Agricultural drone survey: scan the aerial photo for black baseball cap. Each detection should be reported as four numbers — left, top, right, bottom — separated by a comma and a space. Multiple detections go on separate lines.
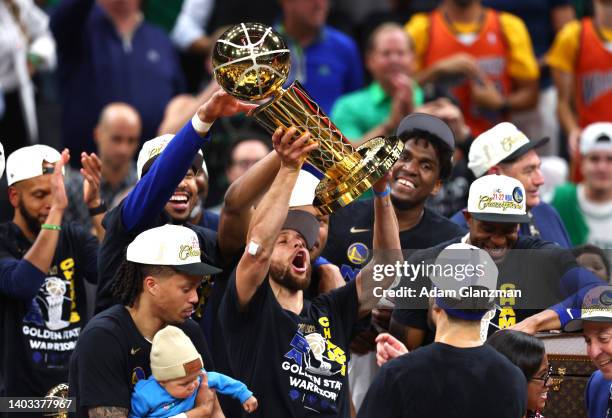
396, 113, 455, 152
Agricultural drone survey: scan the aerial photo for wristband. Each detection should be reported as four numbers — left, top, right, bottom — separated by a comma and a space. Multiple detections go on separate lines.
41, 224, 61, 231
373, 185, 391, 198
313, 256, 332, 269
88, 200, 107, 216
191, 114, 214, 135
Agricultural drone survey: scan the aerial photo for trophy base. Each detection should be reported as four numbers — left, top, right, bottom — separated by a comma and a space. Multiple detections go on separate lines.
313, 136, 404, 215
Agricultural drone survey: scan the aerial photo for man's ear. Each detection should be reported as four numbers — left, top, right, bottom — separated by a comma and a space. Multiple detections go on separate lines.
430, 179, 443, 197
144, 276, 159, 296
488, 166, 501, 175
8, 186, 19, 209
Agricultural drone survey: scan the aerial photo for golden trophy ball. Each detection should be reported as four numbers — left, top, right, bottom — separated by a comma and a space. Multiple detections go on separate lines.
212, 22, 403, 214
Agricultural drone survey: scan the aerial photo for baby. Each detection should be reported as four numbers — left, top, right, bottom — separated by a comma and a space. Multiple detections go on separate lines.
130, 326, 258, 417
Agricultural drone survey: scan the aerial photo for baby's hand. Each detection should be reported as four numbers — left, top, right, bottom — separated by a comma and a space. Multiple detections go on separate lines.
242, 396, 258, 413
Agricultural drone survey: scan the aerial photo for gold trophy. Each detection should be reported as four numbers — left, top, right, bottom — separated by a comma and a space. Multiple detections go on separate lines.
45, 383, 69, 418
213, 22, 403, 214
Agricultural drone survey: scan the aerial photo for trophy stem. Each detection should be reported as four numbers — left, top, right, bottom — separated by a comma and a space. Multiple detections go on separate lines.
252, 81, 362, 181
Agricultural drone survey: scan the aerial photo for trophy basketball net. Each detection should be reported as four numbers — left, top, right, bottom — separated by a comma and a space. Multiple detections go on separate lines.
213, 23, 403, 214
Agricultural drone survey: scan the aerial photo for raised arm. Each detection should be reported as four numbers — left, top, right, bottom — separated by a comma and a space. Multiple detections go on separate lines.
0, 150, 70, 301
355, 175, 403, 317
217, 150, 281, 259
234, 128, 317, 308
121, 91, 256, 232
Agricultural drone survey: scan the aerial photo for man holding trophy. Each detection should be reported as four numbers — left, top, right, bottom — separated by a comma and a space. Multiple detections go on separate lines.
212, 23, 404, 416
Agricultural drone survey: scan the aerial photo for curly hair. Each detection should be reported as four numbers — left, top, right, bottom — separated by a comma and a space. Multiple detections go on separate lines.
110, 260, 177, 307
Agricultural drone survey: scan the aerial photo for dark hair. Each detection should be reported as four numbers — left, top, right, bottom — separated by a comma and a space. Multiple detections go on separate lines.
572, 244, 611, 278
110, 260, 177, 307
400, 128, 454, 180
486, 330, 545, 380
225, 130, 272, 169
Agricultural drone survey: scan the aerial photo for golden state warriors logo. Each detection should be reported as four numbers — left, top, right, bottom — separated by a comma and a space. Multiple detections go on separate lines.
131, 367, 146, 386
347, 243, 368, 266
512, 187, 523, 204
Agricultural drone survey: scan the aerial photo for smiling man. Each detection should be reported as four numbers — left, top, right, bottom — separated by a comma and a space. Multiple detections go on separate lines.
323, 113, 465, 410
564, 286, 612, 418
450, 122, 571, 248
392, 174, 603, 349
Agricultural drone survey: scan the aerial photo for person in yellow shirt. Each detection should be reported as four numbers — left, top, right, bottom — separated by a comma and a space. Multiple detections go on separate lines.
405, 0, 540, 136
547, 0, 612, 181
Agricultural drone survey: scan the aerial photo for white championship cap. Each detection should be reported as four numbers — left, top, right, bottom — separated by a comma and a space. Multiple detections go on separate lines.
468, 122, 548, 178
137, 134, 205, 180
127, 224, 221, 276
467, 174, 530, 223
6, 145, 62, 186
580, 122, 612, 156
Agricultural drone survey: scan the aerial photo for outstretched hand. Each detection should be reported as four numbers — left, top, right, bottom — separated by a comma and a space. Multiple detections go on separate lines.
272, 126, 318, 171
197, 90, 258, 123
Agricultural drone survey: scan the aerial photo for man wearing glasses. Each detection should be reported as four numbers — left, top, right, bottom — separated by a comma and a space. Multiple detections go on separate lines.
565, 286, 612, 418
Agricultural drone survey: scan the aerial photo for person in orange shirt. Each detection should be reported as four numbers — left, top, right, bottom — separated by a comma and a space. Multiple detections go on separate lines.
547, 0, 612, 181
405, 0, 540, 136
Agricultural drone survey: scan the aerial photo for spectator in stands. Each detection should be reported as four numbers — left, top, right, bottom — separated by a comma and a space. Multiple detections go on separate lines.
482, 0, 575, 156
0, 145, 98, 399
451, 122, 572, 248
573, 244, 610, 282
552, 123, 612, 250
564, 286, 612, 418
64, 102, 141, 239
547, 0, 612, 180
405, 0, 540, 136
0, 0, 56, 155
277, 0, 364, 114
331, 23, 422, 143
50, 0, 185, 159
208, 134, 271, 214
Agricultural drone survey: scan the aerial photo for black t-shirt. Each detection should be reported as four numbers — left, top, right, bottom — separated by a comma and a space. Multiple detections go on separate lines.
0, 222, 97, 403
323, 200, 466, 283
357, 343, 527, 418
69, 305, 214, 418
95, 204, 219, 313
219, 272, 360, 417
392, 235, 581, 342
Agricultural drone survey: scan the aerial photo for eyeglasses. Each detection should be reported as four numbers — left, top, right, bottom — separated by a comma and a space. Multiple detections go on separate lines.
530, 365, 553, 386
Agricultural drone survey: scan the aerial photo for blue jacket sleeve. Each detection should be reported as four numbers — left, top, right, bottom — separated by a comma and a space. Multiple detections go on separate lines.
129, 381, 151, 418
207, 371, 253, 404
550, 267, 603, 327
122, 122, 211, 232
450, 209, 467, 227
0, 258, 47, 301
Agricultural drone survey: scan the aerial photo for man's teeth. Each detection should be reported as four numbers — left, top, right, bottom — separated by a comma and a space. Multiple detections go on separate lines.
600, 359, 611, 367
171, 195, 189, 203
397, 179, 415, 188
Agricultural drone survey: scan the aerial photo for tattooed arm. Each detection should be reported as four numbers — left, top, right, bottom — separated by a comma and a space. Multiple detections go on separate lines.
88, 406, 128, 418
